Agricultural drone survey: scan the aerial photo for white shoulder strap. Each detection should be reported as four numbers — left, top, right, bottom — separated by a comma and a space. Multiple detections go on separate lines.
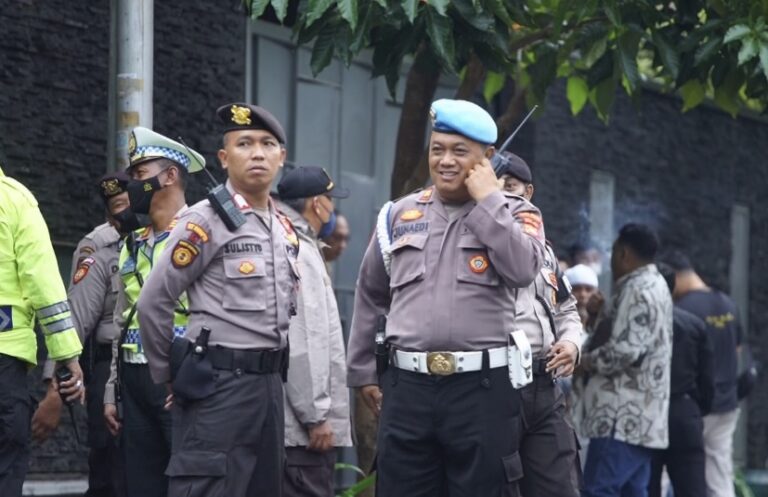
376, 201, 394, 276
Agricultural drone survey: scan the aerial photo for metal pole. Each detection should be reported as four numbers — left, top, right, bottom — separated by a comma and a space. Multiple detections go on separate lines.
115, 0, 154, 171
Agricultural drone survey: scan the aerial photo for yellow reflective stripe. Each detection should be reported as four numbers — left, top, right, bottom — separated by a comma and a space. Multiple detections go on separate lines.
36, 301, 70, 320
40, 316, 75, 334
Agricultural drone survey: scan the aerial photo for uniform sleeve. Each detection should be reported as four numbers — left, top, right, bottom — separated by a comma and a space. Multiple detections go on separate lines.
464, 191, 545, 288
14, 194, 82, 361
137, 211, 218, 384
68, 252, 110, 343
696, 318, 716, 415
347, 233, 390, 387
554, 294, 585, 358
284, 246, 332, 426
582, 286, 652, 376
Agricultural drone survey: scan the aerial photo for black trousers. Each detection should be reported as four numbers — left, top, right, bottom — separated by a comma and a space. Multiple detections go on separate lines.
376, 366, 523, 497
85, 356, 126, 497
284, 447, 337, 497
121, 363, 172, 497
518, 376, 581, 497
168, 370, 285, 497
0, 354, 32, 497
648, 396, 706, 497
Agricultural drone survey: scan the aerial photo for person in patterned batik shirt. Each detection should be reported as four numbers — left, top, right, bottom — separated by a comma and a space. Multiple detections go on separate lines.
579, 223, 673, 497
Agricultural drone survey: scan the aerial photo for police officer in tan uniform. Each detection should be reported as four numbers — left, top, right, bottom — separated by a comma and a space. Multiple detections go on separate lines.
347, 99, 547, 497
137, 103, 298, 497
32, 172, 136, 497
498, 151, 583, 497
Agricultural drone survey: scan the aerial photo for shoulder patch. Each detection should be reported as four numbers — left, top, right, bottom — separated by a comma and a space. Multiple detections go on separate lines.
416, 187, 434, 203
185, 222, 209, 243
171, 240, 200, 269
515, 211, 544, 242
72, 257, 96, 284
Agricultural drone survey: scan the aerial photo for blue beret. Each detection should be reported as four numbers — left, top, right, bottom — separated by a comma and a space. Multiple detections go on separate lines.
430, 99, 498, 145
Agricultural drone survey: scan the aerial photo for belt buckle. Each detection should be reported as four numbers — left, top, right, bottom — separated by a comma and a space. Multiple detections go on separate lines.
427, 352, 456, 375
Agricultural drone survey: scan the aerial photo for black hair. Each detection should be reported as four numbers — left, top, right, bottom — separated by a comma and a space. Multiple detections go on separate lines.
616, 223, 659, 262
568, 240, 598, 261
659, 249, 694, 272
656, 262, 676, 293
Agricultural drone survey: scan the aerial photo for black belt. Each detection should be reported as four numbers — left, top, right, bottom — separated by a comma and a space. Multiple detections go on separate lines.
207, 346, 287, 374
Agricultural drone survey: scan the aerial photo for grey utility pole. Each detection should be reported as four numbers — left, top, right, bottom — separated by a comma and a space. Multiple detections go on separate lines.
111, 0, 154, 171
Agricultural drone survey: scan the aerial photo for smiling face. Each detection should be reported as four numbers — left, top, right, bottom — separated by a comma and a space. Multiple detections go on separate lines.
218, 129, 286, 195
428, 131, 491, 203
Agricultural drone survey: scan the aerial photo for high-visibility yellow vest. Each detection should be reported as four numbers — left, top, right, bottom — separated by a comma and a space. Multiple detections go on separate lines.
0, 166, 82, 365
118, 223, 188, 360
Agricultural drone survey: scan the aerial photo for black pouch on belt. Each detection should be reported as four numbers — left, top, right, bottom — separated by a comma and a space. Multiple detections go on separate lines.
171, 327, 216, 402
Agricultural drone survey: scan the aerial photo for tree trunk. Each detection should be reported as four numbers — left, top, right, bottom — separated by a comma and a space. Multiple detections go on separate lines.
495, 85, 528, 145
389, 45, 441, 199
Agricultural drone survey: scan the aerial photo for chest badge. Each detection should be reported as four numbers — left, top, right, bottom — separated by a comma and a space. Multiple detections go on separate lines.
400, 209, 424, 221
239, 261, 256, 275
469, 255, 489, 274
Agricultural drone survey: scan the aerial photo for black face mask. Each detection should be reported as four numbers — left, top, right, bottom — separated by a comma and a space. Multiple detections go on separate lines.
126, 174, 164, 215
112, 207, 148, 235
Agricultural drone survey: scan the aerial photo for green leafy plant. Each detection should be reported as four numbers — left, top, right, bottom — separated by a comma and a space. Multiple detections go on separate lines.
334, 463, 376, 497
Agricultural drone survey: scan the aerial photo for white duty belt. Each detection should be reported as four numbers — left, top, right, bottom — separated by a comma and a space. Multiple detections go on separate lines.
393, 347, 507, 375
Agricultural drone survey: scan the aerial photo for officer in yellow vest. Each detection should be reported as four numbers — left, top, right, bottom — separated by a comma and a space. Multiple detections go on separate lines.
0, 164, 84, 496
102, 128, 204, 497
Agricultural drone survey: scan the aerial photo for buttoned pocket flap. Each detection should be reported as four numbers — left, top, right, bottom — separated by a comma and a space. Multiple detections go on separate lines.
390, 234, 427, 252
165, 450, 227, 477
457, 235, 485, 249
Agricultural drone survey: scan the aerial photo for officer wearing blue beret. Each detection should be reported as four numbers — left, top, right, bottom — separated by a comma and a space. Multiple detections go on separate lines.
347, 99, 548, 496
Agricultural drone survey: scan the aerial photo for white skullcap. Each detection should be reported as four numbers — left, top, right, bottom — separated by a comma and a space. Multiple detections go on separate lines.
565, 264, 599, 288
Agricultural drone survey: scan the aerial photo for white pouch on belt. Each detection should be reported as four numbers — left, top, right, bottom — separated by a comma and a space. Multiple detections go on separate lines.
508, 330, 533, 389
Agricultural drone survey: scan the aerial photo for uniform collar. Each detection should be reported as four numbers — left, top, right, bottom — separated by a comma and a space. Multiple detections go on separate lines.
225, 179, 275, 215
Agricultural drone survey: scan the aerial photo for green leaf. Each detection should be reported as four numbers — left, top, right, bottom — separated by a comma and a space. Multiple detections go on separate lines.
679, 80, 705, 111
337, 0, 359, 30
306, 0, 335, 26
334, 463, 367, 478
485, 0, 513, 26
694, 37, 722, 66
566, 76, 589, 115
248, 0, 270, 18
452, 0, 495, 31
604, 0, 621, 27
527, 45, 559, 101
586, 50, 614, 87
760, 42, 768, 80
373, 0, 386, 6
483, 71, 506, 103
738, 38, 759, 65
617, 32, 640, 93
337, 474, 376, 497
713, 71, 742, 117
402, 0, 419, 23
310, 25, 336, 76
589, 77, 616, 122
652, 32, 680, 80
430, 0, 450, 16
271, 0, 289, 22
724, 25, 752, 44
425, 6, 456, 71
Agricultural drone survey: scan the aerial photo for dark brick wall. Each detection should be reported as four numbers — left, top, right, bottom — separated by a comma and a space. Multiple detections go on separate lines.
0, 0, 247, 477
527, 84, 768, 468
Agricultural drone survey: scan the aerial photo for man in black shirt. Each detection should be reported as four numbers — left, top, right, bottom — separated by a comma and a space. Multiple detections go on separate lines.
663, 251, 742, 497
649, 263, 715, 497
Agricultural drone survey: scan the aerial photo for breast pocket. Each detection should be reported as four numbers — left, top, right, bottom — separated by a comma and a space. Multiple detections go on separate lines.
222, 257, 267, 311
456, 236, 499, 287
389, 235, 427, 289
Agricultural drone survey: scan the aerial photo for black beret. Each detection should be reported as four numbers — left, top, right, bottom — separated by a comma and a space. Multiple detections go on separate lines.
278, 166, 350, 200
497, 151, 532, 183
217, 102, 287, 144
97, 171, 131, 203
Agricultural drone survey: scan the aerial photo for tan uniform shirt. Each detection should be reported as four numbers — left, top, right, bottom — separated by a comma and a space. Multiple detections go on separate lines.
137, 183, 299, 385
69, 223, 120, 280
276, 202, 352, 448
514, 243, 583, 358
347, 188, 547, 387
